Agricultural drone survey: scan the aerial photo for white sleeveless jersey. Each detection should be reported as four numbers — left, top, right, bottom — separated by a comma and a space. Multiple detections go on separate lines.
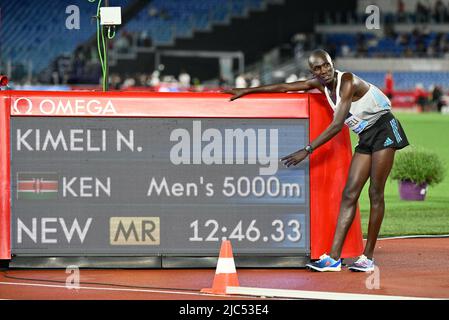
323, 70, 391, 134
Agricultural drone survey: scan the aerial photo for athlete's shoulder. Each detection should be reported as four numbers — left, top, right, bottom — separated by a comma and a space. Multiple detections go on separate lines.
339, 72, 355, 91
339, 71, 354, 82
306, 76, 325, 91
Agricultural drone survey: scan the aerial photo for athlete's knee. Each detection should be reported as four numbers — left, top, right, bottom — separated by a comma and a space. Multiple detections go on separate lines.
368, 184, 384, 205
338, 211, 356, 226
341, 187, 360, 205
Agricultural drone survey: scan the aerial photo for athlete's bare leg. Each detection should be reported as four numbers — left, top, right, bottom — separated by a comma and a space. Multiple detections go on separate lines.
363, 148, 396, 259
329, 152, 371, 260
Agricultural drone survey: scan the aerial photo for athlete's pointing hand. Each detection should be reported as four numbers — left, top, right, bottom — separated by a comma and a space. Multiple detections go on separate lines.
281, 148, 309, 167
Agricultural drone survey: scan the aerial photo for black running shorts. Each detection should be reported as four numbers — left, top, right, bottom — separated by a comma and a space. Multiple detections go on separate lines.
355, 112, 409, 154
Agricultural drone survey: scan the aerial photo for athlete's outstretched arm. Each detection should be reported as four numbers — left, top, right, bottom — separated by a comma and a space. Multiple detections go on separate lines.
224, 77, 322, 101
282, 73, 355, 167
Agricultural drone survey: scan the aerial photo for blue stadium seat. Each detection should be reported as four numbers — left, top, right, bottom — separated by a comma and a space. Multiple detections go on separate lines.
354, 72, 449, 90
125, 0, 264, 46
1, 0, 124, 71
2, 0, 264, 73
325, 31, 447, 59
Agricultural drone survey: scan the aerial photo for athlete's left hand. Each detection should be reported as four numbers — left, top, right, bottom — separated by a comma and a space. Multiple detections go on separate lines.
281, 149, 309, 167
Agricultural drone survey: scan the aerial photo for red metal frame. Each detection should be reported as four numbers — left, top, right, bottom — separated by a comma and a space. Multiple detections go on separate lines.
0, 94, 11, 259
0, 91, 362, 260
309, 94, 363, 258
9, 91, 309, 118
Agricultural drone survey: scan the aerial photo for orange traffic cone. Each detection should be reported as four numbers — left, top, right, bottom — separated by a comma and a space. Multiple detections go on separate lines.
201, 240, 239, 295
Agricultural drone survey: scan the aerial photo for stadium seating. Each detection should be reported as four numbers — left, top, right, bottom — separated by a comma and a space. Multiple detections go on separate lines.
1, 0, 105, 72
354, 71, 449, 90
325, 32, 449, 58
1, 0, 264, 73
124, 0, 264, 46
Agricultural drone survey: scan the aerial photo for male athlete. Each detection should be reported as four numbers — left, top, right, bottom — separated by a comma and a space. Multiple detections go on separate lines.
225, 49, 409, 272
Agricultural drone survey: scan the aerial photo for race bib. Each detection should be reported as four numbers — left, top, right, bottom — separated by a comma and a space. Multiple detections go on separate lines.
345, 114, 368, 134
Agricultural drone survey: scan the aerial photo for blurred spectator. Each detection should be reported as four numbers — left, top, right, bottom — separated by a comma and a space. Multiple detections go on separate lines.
157, 75, 179, 92
111, 73, 122, 90
433, 0, 447, 23
416, 1, 430, 23
341, 42, 352, 57
397, 0, 406, 22
147, 5, 171, 20
415, 27, 430, 57
122, 74, 136, 88
435, 33, 445, 52
192, 78, 203, 92
431, 85, 444, 112
137, 31, 152, 47
137, 73, 149, 87
178, 69, 191, 88
384, 71, 394, 100
444, 44, 449, 58
218, 76, 228, 88
148, 5, 159, 17
414, 83, 428, 112
298, 73, 308, 81
442, 99, 449, 113
150, 70, 161, 87
426, 44, 435, 57
384, 23, 397, 39
285, 74, 298, 83
115, 31, 131, 54
250, 75, 261, 88
411, 27, 422, 44
235, 74, 247, 88
292, 33, 307, 63
51, 71, 60, 84
396, 33, 410, 47
366, 36, 379, 51
168, 77, 181, 92
355, 33, 367, 57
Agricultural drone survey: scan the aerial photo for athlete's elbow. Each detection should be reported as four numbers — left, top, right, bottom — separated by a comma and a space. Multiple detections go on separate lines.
330, 122, 344, 134
278, 84, 290, 93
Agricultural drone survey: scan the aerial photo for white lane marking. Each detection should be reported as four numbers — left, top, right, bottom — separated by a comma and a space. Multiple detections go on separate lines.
4, 282, 441, 300
0, 281, 267, 299
226, 286, 441, 300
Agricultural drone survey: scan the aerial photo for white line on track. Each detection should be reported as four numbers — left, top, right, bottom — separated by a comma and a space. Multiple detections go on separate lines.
0, 282, 440, 300
1, 281, 442, 300
226, 286, 440, 300
0, 281, 274, 299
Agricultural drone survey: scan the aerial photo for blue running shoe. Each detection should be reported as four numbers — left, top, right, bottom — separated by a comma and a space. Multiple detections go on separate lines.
348, 255, 375, 272
306, 254, 341, 272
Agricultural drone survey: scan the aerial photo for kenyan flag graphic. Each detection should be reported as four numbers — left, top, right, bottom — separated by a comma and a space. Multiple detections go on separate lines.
17, 173, 58, 200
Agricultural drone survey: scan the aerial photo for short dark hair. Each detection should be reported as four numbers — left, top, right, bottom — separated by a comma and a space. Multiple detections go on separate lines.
308, 49, 332, 65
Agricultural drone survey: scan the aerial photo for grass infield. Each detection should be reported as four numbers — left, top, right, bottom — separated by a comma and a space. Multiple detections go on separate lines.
349, 112, 449, 237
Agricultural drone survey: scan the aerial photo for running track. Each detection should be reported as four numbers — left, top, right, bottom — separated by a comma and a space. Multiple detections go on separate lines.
0, 238, 448, 300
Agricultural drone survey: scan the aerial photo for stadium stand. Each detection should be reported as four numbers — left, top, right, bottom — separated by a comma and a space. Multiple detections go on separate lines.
0, 0, 102, 72
0, 0, 265, 77
354, 71, 449, 91
1, 0, 448, 109
124, 0, 264, 46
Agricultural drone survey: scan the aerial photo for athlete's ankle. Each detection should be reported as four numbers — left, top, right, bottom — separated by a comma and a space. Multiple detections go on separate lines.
362, 252, 374, 260
329, 254, 340, 261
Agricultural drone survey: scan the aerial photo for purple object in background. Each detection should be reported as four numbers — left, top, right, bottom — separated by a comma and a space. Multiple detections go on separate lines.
399, 180, 428, 201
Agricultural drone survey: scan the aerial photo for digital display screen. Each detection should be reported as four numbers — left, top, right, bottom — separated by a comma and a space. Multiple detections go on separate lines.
11, 117, 309, 255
